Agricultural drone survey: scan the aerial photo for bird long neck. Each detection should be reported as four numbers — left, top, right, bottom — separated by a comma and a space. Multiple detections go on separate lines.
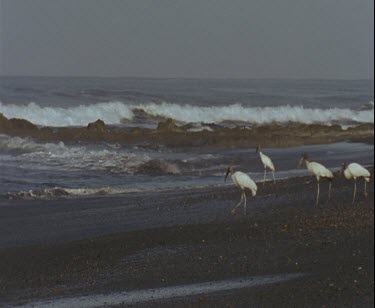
344, 168, 351, 180
304, 159, 311, 168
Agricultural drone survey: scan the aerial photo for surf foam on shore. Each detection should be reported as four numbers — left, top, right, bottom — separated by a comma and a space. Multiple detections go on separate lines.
1, 101, 373, 127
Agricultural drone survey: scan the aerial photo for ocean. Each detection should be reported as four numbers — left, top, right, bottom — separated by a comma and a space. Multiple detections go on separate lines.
0, 77, 373, 198
0, 77, 373, 127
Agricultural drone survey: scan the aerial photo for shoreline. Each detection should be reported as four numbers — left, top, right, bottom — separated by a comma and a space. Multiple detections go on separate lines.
0, 171, 373, 306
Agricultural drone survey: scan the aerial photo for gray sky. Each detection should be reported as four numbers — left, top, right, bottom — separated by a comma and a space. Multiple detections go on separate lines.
0, 0, 373, 79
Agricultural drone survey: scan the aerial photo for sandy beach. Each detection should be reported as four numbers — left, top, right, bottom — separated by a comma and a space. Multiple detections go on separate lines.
1, 2, 374, 306
0, 169, 373, 307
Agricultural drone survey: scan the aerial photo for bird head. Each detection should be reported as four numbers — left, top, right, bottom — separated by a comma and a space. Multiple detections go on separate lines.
340, 162, 347, 176
255, 145, 261, 154
299, 153, 309, 168
224, 166, 233, 182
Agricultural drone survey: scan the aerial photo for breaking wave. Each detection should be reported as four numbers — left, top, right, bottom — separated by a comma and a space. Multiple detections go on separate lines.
0, 135, 181, 175
137, 102, 374, 125
0, 101, 133, 126
0, 101, 373, 127
0, 135, 147, 173
5, 186, 144, 200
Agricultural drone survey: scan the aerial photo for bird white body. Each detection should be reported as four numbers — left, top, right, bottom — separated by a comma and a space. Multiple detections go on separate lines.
259, 151, 275, 172
231, 171, 257, 196
257, 148, 276, 184
301, 158, 333, 205
343, 163, 371, 204
344, 163, 370, 181
225, 167, 257, 215
305, 161, 334, 180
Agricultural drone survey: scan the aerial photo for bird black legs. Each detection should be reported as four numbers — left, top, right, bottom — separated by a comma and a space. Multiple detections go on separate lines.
353, 179, 357, 204
352, 179, 370, 204
263, 167, 267, 185
231, 191, 247, 215
263, 166, 276, 185
328, 179, 332, 201
316, 178, 333, 206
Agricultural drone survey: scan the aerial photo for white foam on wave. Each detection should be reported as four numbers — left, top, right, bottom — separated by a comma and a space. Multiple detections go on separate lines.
0, 135, 182, 176
1, 101, 373, 126
138, 102, 374, 125
6, 186, 144, 199
0, 135, 149, 173
0, 101, 134, 126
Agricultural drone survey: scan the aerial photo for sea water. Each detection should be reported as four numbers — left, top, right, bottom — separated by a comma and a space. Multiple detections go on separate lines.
0, 77, 373, 198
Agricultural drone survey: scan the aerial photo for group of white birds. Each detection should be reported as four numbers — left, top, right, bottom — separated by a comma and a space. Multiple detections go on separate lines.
225, 144, 372, 215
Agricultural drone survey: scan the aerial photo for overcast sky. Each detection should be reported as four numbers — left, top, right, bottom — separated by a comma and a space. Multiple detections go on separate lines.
0, 0, 373, 79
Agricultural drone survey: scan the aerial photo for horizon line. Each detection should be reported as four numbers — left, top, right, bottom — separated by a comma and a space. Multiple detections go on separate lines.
0, 74, 374, 81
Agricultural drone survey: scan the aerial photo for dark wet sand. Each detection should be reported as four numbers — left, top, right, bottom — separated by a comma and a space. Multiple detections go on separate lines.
0, 171, 373, 307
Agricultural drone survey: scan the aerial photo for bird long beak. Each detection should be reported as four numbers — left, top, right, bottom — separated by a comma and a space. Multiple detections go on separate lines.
339, 167, 344, 177
224, 168, 230, 182
298, 158, 304, 169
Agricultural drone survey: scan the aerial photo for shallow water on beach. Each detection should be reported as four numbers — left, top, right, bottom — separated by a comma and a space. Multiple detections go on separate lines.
1, 136, 373, 199
1, 77, 373, 199
20, 273, 306, 307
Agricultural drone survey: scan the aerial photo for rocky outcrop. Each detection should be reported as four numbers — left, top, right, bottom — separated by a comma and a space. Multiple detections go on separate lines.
87, 119, 107, 132
0, 112, 373, 150
8, 118, 39, 131
136, 159, 180, 175
0, 113, 12, 131
0, 113, 38, 132
157, 118, 179, 132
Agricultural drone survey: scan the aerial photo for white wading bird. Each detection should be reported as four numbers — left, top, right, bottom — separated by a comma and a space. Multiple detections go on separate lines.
256, 145, 276, 184
299, 154, 334, 206
225, 166, 257, 215
341, 163, 371, 204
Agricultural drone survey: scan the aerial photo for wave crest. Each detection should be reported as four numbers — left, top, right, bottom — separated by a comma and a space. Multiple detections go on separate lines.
1, 101, 373, 127
138, 102, 374, 125
0, 101, 134, 126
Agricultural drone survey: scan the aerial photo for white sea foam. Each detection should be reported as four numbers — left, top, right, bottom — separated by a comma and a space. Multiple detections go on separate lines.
6, 186, 143, 199
0, 101, 373, 126
0, 135, 149, 173
138, 102, 374, 125
0, 135, 181, 176
0, 101, 134, 126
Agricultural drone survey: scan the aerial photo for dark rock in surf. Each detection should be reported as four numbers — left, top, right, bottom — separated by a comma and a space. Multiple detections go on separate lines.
1, 113, 38, 131
347, 123, 374, 132
9, 118, 38, 131
136, 159, 180, 175
87, 119, 108, 132
157, 118, 180, 132
0, 113, 12, 131
39, 127, 54, 136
